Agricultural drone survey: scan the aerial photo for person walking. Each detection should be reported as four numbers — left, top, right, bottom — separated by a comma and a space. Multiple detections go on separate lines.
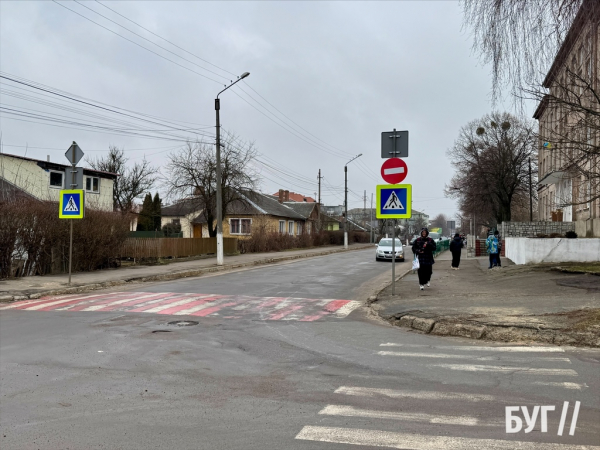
486, 230, 500, 269
495, 230, 502, 267
449, 233, 464, 270
412, 228, 437, 290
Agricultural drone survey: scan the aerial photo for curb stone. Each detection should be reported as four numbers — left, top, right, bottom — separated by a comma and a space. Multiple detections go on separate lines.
0, 244, 372, 303
368, 255, 600, 348
381, 312, 600, 348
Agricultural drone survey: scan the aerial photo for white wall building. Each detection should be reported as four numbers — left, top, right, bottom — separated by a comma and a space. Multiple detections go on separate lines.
0, 153, 116, 211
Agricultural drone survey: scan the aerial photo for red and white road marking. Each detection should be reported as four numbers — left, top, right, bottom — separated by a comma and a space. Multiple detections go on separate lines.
0, 292, 361, 322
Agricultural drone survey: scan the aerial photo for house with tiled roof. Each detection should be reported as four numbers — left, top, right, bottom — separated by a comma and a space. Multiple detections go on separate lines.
271, 190, 316, 203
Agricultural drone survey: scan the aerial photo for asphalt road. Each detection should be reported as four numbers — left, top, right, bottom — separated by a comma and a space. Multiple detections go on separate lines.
1, 248, 599, 450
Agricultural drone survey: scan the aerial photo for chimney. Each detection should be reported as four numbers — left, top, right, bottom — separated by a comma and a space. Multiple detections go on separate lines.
284, 190, 290, 202
47, 155, 50, 162
278, 189, 284, 203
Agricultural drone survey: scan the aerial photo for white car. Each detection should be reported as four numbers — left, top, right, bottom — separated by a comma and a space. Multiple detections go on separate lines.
375, 238, 404, 262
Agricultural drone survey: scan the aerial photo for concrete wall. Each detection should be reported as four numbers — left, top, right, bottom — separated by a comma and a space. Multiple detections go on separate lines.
0, 154, 114, 211
505, 237, 600, 264
574, 219, 600, 238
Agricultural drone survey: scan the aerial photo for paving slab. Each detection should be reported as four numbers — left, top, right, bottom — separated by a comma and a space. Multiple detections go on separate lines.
371, 251, 600, 347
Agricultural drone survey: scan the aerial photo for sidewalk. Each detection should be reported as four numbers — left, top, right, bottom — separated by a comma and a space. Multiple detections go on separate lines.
0, 243, 373, 302
371, 251, 600, 347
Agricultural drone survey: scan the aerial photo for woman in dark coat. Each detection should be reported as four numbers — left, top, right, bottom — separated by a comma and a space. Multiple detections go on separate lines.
449, 233, 464, 270
411, 228, 437, 290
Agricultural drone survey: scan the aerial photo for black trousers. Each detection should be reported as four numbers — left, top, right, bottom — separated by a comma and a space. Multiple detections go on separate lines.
418, 265, 433, 285
451, 251, 461, 268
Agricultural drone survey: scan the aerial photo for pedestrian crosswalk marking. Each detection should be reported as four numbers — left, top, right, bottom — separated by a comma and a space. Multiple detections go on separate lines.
319, 405, 484, 426
378, 350, 571, 363
431, 364, 578, 376
382, 191, 403, 210
380, 343, 565, 353
0, 292, 360, 322
334, 386, 497, 402
531, 381, 588, 390
295, 426, 600, 449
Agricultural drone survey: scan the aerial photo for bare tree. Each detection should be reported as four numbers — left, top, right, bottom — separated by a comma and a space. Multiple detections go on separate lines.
446, 112, 538, 227
87, 146, 158, 214
165, 137, 259, 237
461, 0, 584, 103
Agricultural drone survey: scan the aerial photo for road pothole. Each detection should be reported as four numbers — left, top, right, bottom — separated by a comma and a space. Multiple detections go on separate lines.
168, 320, 199, 327
152, 330, 172, 333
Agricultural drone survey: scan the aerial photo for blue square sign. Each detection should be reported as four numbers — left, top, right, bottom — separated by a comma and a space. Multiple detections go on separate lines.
59, 190, 84, 219
376, 184, 411, 219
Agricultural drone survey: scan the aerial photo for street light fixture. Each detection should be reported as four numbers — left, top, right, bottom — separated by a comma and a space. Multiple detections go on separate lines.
215, 72, 250, 266
344, 153, 362, 249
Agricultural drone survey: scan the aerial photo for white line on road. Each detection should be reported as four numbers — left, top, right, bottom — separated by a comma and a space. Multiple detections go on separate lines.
23, 294, 107, 311
334, 386, 496, 402
531, 381, 589, 390
380, 343, 565, 352
377, 351, 571, 363
73, 293, 168, 311
336, 301, 361, 317
319, 405, 482, 426
431, 364, 578, 376
295, 426, 600, 449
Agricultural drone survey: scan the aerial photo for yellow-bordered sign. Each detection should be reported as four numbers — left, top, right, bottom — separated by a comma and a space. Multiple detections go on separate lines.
59, 190, 85, 219
376, 184, 412, 219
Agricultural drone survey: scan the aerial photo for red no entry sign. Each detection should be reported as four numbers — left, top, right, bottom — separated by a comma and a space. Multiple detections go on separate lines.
380, 158, 408, 184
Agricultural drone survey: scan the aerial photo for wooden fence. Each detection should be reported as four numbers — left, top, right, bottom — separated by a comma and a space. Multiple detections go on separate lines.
121, 237, 237, 259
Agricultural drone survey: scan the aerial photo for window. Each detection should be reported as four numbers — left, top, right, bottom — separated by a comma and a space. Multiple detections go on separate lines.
288, 221, 294, 234
279, 220, 285, 233
297, 222, 302, 235
49, 170, 64, 188
307, 223, 312, 234
85, 176, 99, 193
229, 218, 252, 235
172, 219, 180, 225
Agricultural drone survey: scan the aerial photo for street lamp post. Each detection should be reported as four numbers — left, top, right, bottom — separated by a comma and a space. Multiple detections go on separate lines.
344, 154, 362, 249
215, 72, 250, 266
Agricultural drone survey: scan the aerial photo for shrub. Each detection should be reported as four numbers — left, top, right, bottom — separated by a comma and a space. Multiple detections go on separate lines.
0, 198, 130, 278
565, 230, 578, 239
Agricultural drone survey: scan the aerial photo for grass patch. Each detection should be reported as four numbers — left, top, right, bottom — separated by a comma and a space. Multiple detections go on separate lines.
554, 262, 600, 275
571, 309, 600, 332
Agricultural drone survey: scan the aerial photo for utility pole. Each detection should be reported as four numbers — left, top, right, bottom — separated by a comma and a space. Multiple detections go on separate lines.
317, 169, 322, 229
370, 193, 373, 244
529, 157, 533, 221
344, 154, 362, 249
363, 190, 366, 228
214, 72, 250, 266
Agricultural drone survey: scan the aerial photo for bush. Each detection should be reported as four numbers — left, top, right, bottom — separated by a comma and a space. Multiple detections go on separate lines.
565, 230, 578, 239
237, 228, 370, 254
0, 199, 130, 278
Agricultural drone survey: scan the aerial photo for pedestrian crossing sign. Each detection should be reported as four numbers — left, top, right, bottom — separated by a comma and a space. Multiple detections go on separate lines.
376, 184, 411, 219
59, 190, 84, 219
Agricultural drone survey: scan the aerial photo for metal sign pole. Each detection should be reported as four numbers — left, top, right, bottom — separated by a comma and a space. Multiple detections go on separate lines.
68, 144, 76, 285
392, 219, 396, 295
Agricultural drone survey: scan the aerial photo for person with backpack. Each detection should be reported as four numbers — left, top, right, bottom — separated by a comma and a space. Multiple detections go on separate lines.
412, 228, 437, 290
449, 233, 464, 270
486, 230, 500, 269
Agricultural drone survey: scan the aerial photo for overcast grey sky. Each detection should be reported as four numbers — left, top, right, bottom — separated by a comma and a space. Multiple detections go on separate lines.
0, 1, 522, 217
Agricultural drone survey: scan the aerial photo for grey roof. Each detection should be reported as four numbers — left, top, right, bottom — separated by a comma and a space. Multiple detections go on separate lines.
0, 153, 119, 179
0, 178, 38, 202
162, 198, 204, 216
241, 191, 306, 220
283, 201, 317, 219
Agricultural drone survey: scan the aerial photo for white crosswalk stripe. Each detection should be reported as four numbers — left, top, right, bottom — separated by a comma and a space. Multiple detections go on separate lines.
295, 426, 600, 449
334, 386, 497, 402
380, 343, 566, 352
293, 341, 596, 449
319, 405, 491, 426
378, 350, 571, 363
430, 364, 578, 376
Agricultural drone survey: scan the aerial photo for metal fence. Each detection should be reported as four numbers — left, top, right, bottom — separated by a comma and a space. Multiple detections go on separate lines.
120, 237, 237, 259
433, 239, 450, 257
